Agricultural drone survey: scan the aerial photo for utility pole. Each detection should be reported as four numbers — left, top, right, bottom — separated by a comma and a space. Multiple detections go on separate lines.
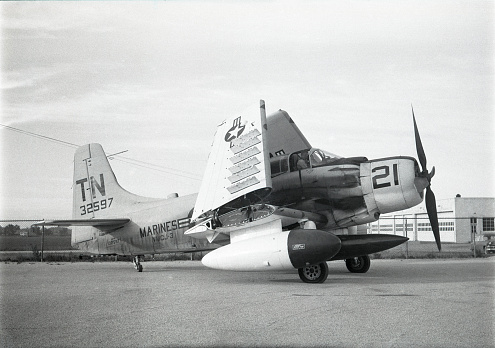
471, 217, 477, 258
405, 217, 409, 259
41, 225, 45, 262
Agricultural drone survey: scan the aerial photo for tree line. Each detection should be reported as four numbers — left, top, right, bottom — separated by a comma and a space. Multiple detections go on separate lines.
0, 224, 71, 236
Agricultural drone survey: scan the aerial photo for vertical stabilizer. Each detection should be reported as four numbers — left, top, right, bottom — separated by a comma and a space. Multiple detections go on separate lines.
72, 143, 156, 220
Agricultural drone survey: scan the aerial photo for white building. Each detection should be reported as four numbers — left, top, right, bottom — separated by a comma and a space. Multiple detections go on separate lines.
369, 197, 495, 243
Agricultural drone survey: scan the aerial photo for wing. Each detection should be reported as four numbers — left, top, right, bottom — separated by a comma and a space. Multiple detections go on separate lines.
266, 110, 311, 157
187, 101, 329, 242
191, 100, 272, 221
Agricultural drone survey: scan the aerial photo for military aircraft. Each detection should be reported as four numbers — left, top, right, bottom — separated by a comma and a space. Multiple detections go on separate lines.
38, 100, 440, 283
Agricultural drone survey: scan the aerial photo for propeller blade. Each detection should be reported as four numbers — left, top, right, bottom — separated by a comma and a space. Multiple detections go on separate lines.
412, 107, 439, 250
429, 166, 436, 180
425, 186, 441, 251
412, 106, 427, 173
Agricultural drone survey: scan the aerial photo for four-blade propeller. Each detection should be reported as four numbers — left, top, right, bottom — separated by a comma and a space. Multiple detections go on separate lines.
412, 106, 441, 251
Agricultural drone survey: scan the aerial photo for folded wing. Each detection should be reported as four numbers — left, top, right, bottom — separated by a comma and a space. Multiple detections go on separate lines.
191, 100, 272, 222
266, 109, 311, 157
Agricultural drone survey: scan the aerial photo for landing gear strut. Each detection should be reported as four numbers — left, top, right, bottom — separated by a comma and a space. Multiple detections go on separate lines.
133, 255, 144, 272
345, 255, 370, 273
298, 262, 329, 283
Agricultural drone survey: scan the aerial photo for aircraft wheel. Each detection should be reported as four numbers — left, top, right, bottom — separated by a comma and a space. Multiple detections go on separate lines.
345, 255, 370, 273
133, 256, 144, 272
298, 262, 328, 283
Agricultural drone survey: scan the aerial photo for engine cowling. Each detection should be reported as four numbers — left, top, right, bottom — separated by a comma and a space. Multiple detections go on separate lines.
361, 156, 424, 215
202, 229, 341, 271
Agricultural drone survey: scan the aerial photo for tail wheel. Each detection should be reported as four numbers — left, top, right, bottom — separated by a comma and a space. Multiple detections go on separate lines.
298, 262, 329, 283
345, 255, 370, 273
133, 255, 144, 272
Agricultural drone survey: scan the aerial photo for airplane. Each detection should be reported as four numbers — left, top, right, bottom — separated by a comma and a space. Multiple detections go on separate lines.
37, 100, 440, 283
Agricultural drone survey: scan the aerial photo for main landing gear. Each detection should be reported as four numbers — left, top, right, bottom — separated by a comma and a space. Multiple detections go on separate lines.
298, 262, 329, 283
133, 255, 144, 272
297, 255, 371, 283
345, 255, 371, 273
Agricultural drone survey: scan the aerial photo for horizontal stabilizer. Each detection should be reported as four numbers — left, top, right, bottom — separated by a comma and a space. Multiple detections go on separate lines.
34, 218, 130, 229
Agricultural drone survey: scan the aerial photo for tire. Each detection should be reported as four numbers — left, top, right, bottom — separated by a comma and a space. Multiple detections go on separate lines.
345, 255, 370, 273
298, 262, 329, 283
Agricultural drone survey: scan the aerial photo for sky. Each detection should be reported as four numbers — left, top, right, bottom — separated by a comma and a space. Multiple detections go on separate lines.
1, 0, 494, 219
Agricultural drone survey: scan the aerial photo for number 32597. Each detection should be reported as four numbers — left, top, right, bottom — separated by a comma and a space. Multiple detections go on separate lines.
80, 198, 113, 215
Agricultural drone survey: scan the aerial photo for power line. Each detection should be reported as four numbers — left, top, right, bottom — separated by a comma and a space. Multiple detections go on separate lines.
0, 123, 79, 148
0, 123, 202, 181
110, 156, 202, 181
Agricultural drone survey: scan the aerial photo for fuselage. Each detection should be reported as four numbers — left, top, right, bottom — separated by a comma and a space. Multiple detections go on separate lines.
73, 194, 223, 255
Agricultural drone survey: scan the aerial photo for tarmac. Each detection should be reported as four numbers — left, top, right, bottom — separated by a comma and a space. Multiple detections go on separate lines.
1, 258, 494, 348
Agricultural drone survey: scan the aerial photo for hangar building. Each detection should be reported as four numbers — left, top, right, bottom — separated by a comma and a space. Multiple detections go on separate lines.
369, 197, 495, 243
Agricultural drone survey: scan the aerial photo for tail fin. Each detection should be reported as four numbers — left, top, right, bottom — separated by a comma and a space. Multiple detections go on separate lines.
72, 143, 155, 219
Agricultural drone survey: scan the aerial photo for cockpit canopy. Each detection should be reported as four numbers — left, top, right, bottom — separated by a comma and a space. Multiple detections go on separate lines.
270, 148, 342, 177
309, 149, 342, 167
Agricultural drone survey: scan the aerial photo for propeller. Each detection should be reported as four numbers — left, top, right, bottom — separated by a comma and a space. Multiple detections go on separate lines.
412, 106, 441, 251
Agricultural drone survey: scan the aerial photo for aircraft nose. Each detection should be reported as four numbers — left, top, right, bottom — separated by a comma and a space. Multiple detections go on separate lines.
362, 157, 424, 214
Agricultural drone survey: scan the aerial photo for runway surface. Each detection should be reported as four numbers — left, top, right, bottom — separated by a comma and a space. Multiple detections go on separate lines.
1, 258, 494, 348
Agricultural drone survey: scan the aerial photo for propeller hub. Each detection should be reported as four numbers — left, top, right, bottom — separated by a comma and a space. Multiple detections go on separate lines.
414, 177, 429, 194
